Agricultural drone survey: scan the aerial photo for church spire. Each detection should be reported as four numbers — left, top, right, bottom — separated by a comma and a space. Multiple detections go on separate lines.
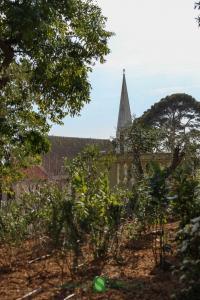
116, 69, 132, 136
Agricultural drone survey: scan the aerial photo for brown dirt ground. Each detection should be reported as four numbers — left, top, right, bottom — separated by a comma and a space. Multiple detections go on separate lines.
0, 222, 180, 300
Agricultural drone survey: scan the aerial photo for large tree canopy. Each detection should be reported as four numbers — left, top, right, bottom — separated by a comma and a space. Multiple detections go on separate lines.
0, 0, 112, 191
0, 0, 112, 117
139, 93, 200, 173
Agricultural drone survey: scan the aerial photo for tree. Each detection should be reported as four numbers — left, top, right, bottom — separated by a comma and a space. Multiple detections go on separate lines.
0, 0, 113, 193
195, 1, 200, 25
119, 119, 161, 181
0, 0, 112, 115
139, 93, 200, 174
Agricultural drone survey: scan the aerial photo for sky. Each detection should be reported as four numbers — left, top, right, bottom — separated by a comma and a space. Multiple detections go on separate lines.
50, 0, 200, 139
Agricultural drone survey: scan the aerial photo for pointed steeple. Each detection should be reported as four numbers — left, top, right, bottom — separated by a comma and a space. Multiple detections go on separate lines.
116, 69, 132, 136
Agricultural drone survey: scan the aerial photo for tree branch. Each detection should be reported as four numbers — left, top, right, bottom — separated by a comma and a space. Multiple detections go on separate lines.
165, 146, 185, 178
0, 39, 15, 89
0, 39, 14, 72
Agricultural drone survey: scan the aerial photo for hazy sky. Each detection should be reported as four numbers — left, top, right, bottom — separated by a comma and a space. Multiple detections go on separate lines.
50, 0, 200, 139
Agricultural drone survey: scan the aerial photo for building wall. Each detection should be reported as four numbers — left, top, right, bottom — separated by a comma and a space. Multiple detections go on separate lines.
109, 152, 172, 188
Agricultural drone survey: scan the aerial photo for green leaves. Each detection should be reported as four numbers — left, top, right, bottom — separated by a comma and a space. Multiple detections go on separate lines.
0, 0, 113, 116
172, 216, 200, 300
119, 118, 162, 181
65, 145, 126, 259
170, 163, 200, 227
0, 146, 126, 266
0, 0, 113, 190
140, 93, 200, 154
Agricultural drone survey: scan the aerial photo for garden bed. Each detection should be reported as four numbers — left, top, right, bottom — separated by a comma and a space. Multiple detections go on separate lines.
0, 222, 180, 300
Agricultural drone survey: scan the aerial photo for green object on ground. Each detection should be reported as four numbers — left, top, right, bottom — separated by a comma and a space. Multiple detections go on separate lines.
93, 276, 106, 292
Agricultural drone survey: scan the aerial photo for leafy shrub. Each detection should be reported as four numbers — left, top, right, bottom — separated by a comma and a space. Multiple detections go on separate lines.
170, 164, 200, 227
134, 161, 172, 267
0, 200, 29, 245
65, 145, 127, 259
172, 216, 200, 300
0, 146, 127, 272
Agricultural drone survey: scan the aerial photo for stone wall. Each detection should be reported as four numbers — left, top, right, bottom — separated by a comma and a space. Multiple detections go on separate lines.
110, 152, 171, 188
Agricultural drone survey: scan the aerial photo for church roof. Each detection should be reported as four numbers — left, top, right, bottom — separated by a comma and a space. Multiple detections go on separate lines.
42, 136, 112, 177
117, 70, 132, 134
23, 165, 48, 180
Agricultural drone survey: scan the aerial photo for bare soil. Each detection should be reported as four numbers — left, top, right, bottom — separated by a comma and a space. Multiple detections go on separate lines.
0, 222, 180, 300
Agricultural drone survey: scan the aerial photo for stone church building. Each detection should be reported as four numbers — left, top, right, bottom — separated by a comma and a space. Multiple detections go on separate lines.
11, 70, 172, 198
41, 70, 133, 187
40, 70, 170, 187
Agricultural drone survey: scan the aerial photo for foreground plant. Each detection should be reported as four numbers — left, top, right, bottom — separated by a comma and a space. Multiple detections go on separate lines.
172, 216, 200, 300
134, 161, 173, 268
0, 146, 127, 277
170, 163, 200, 227
66, 145, 127, 260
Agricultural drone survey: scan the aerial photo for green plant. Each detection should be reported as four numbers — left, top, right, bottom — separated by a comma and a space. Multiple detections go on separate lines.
0, 0, 113, 196
0, 146, 129, 278
0, 200, 29, 245
170, 164, 200, 227
66, 146, 126, 260
134, 161, 172, 268
172, 216, 200, 300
